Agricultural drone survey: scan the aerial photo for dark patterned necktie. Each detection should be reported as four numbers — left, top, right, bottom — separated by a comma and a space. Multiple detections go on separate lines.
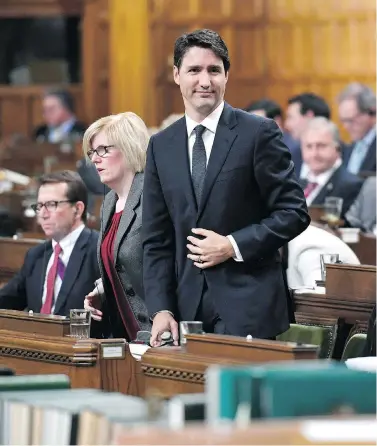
192, 124, 207, 205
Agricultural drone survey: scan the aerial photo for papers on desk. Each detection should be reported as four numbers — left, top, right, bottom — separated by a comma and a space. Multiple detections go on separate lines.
129, 343, 150, 360
293, 286, 326, 295
301, 419, 377, 443
0, 169, 30, 186
346, 357, 377, 373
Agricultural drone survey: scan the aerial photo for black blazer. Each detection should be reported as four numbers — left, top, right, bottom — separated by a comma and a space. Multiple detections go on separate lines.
342, 137, 376, 174
300, 165, 363, 217
33, 120, 87, 142
142, 103, 310, 339
0, 227, 100, 316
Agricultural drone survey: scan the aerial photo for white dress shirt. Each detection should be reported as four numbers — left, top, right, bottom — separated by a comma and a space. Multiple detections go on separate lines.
300, 158, 342, 206
185, 101, 243, 261
41, 224, 85, 312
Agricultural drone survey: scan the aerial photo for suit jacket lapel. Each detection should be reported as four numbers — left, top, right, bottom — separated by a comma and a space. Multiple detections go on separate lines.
167, 118, 197, 212
311, 170, 338, 205
113, 172, 143, 261
34, 243, 52, 312
54, 228, 91, 314
361, 137, 376, 171
197, 103, 238, 220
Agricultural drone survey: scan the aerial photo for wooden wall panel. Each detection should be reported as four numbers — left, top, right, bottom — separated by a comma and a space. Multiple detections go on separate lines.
82, 0, 109, 125
109, 0, 153, 123
0, 85, 83, 138
148, 0, 375, 137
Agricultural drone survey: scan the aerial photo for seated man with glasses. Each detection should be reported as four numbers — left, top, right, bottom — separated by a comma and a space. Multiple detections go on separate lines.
0, 170, 100, 318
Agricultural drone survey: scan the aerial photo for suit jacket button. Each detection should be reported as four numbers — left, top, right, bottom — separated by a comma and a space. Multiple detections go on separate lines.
126, 288, 135, 296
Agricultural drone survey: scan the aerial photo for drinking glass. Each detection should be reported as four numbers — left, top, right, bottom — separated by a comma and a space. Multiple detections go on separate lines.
179, 321, 203, 345
70, 309, 91, 339
324, 197, 343, 225
320, 253, 340, 281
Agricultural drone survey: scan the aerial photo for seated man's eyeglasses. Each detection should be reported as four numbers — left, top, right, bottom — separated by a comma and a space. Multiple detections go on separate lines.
31, 200, 74, 213
87, 145, 114, 160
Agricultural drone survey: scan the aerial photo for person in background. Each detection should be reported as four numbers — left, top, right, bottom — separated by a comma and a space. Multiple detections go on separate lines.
142, 29, 310, 346
345, 176, 376, 233
338, 83, 376, 174
245, 98, 296, 149
0, 170, 99, 316
34, 88, 86, 144
299, 117, 362, 218
82, 113, 151, 341
287, 223, 360, 289
285, 93, 331, 176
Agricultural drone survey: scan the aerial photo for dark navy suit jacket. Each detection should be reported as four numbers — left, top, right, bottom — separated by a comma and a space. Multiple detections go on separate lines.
142, 104, 310, 339
0, 227, 99, 316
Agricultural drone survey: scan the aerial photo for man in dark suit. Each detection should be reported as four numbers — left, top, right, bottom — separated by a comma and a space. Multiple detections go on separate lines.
284, 93, 331, 177
299, 117, 362, 218
244, 98, 295, 149
0, 171, 99, 316
34, 88, 86, 144
337, 83, 376, 175
142, 29, 310, 346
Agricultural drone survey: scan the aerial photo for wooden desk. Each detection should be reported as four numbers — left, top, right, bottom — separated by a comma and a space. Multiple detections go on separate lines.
0, 310, 319, 398
294, 264, 375, 358
0, 329, 144, 396
141, 334, 318, 397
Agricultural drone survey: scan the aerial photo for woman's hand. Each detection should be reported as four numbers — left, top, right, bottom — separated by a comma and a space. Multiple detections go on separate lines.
84, 288, 103, 321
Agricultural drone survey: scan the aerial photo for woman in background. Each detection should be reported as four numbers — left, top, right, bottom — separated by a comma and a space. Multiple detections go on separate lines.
82, 112, 151, 340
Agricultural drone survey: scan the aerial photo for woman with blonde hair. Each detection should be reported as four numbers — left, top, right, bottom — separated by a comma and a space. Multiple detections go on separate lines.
83, 112, 151, 340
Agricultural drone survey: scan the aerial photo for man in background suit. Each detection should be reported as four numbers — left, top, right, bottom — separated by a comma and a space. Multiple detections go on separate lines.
299, 117, 362, 218
34, 88, 86, 144
142, 29, 310, 345
284, 93, 331, 176
338, 83, 376, 174
0, 171, 99, 316
244, 98, 295, 148
345, 176, 376, 233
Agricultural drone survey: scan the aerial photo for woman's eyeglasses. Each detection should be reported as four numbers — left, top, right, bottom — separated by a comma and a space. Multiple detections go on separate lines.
87, 145, 114, 160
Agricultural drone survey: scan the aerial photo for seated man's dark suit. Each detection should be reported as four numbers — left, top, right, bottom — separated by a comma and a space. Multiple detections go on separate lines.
300, 165, 363, 218
34, 120, 87, 142
0, 227, 99, 316
342, 137, 376, 174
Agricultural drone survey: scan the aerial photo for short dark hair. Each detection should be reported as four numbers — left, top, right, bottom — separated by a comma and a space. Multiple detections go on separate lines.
245, 99, 282, 120
288, 93, 331, 119
174, 29, 230, 73
38, 170, 88, 222
43, 88, 75, 113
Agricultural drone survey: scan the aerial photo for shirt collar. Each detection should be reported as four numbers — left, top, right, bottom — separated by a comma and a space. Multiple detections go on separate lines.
185, 101, 225, 137
360, 127, 376, 147
307, 157, 342, 184
49, 117, 76, 134
52, 224, 85, 252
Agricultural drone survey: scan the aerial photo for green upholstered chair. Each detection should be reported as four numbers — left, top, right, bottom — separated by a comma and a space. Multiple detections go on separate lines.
341, 333, 368, 361
277, 322, 338, 359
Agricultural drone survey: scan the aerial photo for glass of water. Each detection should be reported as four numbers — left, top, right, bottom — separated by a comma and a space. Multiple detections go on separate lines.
70, 309, 91, 339
320, 253, 340, 281
324, 197, 343, 225
179, 321, 204, 345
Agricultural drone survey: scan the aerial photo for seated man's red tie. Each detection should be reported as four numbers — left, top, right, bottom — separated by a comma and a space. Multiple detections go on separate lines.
41, 244, 63, 314
304, 182, 318, 198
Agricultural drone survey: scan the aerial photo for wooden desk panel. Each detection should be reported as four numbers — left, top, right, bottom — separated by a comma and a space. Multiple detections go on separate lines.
0, 330, 144, 396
